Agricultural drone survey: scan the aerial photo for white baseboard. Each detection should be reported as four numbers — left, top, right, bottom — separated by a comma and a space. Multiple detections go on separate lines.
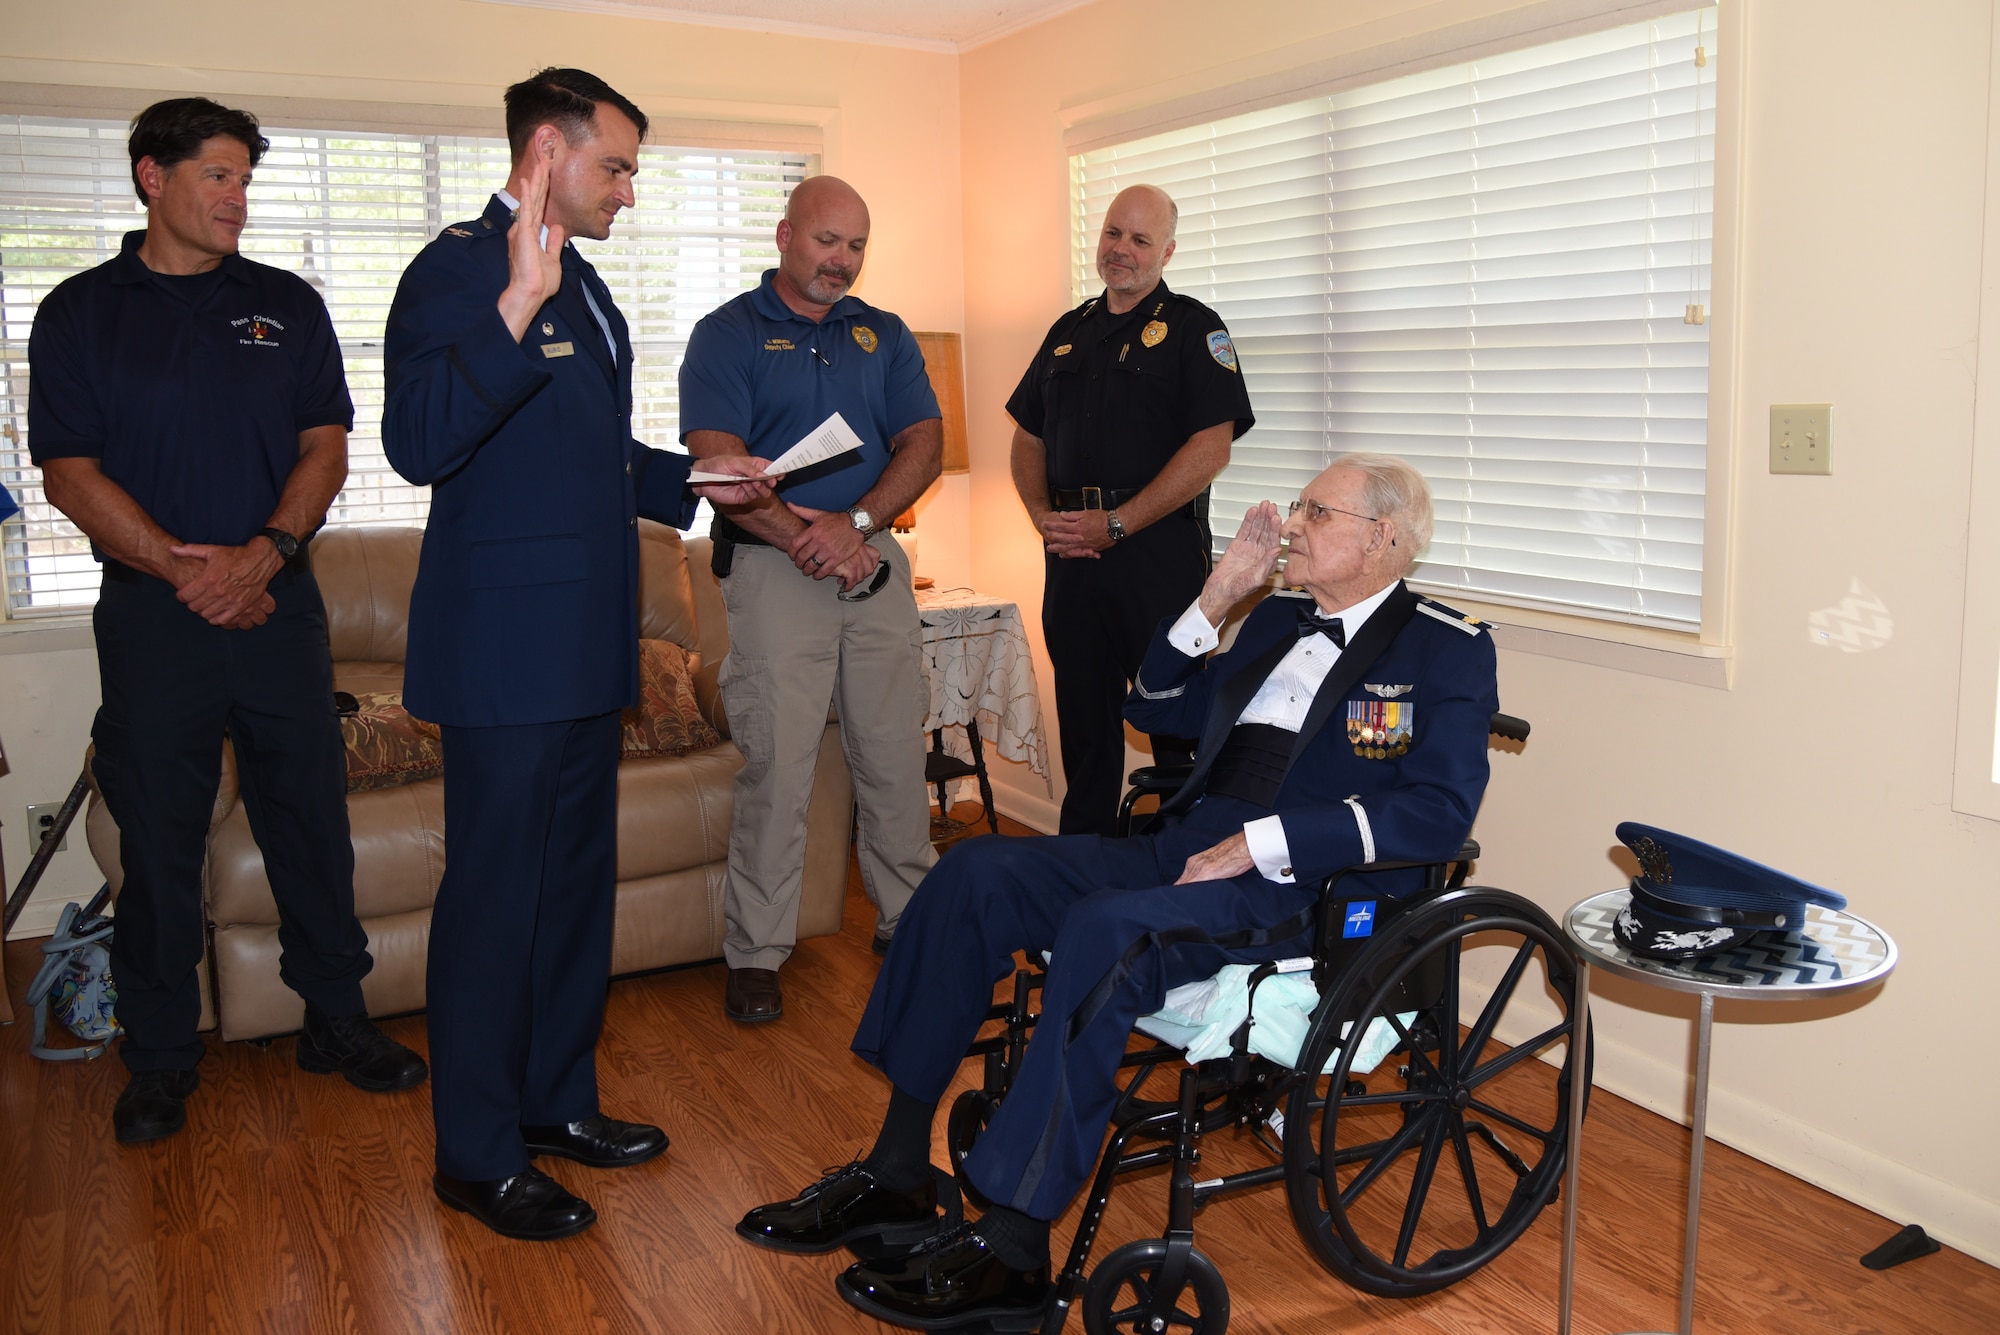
1469, 980, 2000, 1269
992, 786, 1060, 834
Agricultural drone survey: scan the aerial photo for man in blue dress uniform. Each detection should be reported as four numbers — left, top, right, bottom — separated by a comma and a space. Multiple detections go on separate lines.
737, 453, 1499, 1330
383, 68, 772, 1241
30, 97, 426, 1146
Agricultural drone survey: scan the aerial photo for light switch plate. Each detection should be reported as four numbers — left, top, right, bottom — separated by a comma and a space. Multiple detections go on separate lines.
1771, 403, 1831, 475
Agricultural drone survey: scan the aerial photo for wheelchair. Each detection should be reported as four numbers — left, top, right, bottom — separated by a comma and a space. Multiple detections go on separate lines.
945, 713, 1590, 1334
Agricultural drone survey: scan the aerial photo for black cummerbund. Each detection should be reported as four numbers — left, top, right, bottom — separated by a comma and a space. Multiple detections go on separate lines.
1203, 723, 1296, 808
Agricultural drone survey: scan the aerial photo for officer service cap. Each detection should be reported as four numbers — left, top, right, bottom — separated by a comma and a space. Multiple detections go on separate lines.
1612, 822, 1846, 961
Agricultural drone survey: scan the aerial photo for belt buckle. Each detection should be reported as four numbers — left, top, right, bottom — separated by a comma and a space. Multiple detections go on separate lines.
1082, 486, 1103, 510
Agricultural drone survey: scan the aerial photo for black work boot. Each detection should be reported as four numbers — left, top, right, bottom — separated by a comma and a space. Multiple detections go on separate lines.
113, 1068, 201, 1145
297, 1005, 428, 1092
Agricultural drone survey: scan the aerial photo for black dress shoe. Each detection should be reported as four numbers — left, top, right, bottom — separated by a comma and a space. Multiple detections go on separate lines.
522, 1114, 668, 1169
837, 1221, 1051, 1330
726, 967, 784, 1022
872, 931, 893, 956
113, 1068, 201, 1145
433, 1167, 597, 1241
297, 1005, 428, 1092
738, 1161, 951, 1257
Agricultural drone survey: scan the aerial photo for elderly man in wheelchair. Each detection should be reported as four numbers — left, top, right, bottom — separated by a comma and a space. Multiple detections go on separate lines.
738, 452, 1581, 1332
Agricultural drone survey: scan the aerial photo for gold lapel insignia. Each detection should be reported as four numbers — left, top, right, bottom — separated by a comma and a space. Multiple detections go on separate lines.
852, 325, 879, 354
1141, 320, 1167, 348
541, 321, 555, 336
1052, 344, 1072, 356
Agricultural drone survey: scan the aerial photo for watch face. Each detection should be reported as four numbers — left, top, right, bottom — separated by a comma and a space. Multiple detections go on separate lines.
850, 508, 873, 532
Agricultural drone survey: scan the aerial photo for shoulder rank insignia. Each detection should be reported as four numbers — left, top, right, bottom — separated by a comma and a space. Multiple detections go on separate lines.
445, 226, 475, 238
1347, 699, 1414, 759
1415, 597, 1483, 635
1052, 343, 1072, 356
1206, 330, 1239, 372
1141, 320, 1167, 348
852, 325, 878, 354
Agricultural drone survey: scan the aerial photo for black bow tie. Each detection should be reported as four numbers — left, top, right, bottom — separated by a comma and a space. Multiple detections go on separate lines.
1298, 608, 1346, 648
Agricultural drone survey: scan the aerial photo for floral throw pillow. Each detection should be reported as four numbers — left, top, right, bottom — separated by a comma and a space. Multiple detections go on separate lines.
622, 639, 723, 759
341, 692, 444, 792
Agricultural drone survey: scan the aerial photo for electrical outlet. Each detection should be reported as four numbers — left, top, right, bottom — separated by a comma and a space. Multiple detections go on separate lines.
26, 803, 69, 855
1771, 404, 1832, 475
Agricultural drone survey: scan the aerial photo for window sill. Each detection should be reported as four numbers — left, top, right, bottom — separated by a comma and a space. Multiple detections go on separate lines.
0, 615, 95, 655
1437, 596, 1733, 689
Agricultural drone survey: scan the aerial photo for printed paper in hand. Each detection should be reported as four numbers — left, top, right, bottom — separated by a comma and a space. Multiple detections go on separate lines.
687, 412, 865, 483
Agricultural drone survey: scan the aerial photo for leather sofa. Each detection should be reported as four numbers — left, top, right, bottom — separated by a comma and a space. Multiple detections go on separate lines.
83, 521, 853, 1041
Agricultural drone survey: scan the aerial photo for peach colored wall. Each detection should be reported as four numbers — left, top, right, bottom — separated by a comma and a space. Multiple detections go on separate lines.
961, 0, 2000, 1260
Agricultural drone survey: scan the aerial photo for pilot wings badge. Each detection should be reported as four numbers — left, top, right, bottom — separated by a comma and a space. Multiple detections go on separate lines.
1364, 684, 1413, 698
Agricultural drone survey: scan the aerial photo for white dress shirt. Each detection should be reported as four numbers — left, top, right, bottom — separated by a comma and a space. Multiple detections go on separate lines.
1166, 583, 1397, 882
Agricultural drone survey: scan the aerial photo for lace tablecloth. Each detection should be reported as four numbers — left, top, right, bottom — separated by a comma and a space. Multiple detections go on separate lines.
915, 586, 1049, 797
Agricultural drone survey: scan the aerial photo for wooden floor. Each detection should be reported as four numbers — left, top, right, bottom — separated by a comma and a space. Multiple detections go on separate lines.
3, 806, 1995, 1334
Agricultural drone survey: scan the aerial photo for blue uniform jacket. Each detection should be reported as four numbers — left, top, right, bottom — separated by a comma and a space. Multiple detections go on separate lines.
382, 195, 696, 727
1125, 582, 1499, 887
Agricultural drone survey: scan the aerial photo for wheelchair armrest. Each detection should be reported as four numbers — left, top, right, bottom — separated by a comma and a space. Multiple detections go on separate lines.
1125, 762, 1196, 791
1489, 712, 1530, 742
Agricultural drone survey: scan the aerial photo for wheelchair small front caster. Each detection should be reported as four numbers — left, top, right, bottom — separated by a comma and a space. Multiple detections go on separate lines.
1081, 1238, 1229, 1335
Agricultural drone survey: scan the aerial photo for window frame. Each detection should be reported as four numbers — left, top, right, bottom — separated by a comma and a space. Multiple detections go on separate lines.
0, 96, 816, 622
1062, 0, 1745, 678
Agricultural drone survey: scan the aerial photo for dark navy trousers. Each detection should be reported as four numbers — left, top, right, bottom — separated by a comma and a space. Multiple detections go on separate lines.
92, 561, 370, 1073
428, 711, 620, 1180
851, 795, 1315, 1220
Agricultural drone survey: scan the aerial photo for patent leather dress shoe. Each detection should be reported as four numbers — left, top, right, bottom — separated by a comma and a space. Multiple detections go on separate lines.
297, 1005, 428, 1092
433, 1167, 596, 1241
837, 1221, 1051, 1331
522, 1115, 668, 1169
113, 1068, 201, 1145
726, 967, 784, 1022
738, 1161, 950, 1258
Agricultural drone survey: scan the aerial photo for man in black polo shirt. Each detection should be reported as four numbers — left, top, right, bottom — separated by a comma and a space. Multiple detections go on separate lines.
28, 98, 425, 1145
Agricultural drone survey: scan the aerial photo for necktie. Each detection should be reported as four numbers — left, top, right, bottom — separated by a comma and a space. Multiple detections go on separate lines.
1298, 608, 1345, 647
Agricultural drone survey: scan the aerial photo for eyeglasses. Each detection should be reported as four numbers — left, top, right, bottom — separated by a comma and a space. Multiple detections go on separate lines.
1288, 498, 1379, 526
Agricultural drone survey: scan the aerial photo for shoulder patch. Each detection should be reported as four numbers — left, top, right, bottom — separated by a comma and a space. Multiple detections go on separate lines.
1206, 330, 1239, 373
1415, 598, 1484, 635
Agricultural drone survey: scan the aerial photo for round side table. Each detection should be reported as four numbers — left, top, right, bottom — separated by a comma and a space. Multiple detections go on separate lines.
1555, 889, 1896, 1335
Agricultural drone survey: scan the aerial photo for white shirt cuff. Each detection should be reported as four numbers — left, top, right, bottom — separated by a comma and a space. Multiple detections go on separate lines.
1243, 815, 1295, 883
1167, 599, 1222, 655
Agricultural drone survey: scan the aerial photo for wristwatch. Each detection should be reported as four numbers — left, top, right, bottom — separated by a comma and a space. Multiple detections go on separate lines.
847, 507, 875, 536
257, 526, 300, 561
1105, 509, 1128, 543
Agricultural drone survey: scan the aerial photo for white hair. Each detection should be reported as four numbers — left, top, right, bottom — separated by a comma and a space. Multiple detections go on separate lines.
1329, 452, 1433, 557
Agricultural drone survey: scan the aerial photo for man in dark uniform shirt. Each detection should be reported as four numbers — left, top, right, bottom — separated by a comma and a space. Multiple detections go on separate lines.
29, 98, 426, 1146
1007, 184, 1255, 835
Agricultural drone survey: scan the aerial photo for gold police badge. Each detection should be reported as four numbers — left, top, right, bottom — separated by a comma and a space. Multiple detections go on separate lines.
852, 325, 879, 354
1141, 320, 1167, 348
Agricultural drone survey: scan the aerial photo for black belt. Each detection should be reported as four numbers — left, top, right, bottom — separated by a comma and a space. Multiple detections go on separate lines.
1051, 487, 1141, 511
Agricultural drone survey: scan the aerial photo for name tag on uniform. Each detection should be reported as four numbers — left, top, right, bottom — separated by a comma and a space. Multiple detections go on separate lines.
541, 341, 575, 359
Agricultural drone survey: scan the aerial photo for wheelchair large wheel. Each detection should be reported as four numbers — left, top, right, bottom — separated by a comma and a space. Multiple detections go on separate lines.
1081, 1239, 1230, 1335
1282, 887, 1587, 1297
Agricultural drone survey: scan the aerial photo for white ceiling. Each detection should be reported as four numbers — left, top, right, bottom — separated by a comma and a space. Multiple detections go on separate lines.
475, 0, 1096, 52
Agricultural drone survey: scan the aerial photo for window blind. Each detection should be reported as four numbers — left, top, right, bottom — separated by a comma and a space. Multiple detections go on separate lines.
0, 114, 804, 616
1072, 6, 1716, 626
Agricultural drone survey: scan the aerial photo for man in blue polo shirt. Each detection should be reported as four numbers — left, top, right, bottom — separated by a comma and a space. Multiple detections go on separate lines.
28, 98, 425, 1146
681, 175, 943, 1022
